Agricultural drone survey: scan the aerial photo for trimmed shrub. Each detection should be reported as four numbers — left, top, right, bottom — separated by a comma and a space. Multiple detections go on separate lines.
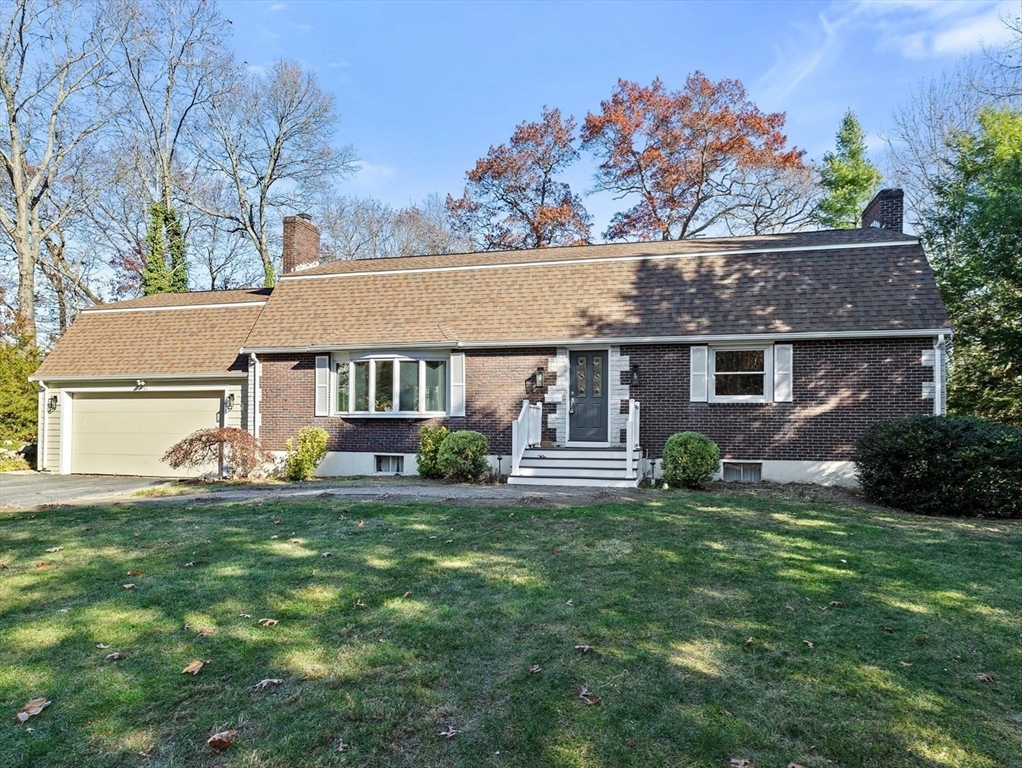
284, 427, 329, 481
416, 425, 449, 479
854, 415, 1022, 518
662, 432, 720, 489
437, 430, 490, 482
162, 428, 273, 479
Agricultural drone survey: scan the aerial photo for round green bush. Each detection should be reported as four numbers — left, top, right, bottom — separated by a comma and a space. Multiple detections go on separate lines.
437, 430, 490, 482
284, 427, 329, 481
662, 432, 720, 489
854, 415, 1022, 518
416, 425, 449, 479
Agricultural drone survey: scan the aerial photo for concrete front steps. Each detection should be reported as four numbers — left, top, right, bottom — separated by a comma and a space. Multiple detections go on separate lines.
507, 446, 642, 488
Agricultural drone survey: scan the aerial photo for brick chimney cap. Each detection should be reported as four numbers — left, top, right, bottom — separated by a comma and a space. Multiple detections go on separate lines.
297, 212, 313, 221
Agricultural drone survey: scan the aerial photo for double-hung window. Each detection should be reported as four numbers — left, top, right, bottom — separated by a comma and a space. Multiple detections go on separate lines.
690, 343, 793, 403
335, 356, 448, 416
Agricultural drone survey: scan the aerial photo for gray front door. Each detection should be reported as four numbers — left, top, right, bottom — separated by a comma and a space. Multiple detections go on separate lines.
569, 351, 608, 442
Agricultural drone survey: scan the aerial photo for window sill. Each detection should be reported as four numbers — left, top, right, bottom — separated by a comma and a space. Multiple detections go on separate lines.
708, 397, 772, 404
334, 412, 448, 420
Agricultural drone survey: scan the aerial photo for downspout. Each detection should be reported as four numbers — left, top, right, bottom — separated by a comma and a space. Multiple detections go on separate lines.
934, 333, 946, 416
250, 353, 260, 439
38, 383, 47, 471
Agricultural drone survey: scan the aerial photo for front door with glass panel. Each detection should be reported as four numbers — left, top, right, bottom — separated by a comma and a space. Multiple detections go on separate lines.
569, 351, 608, 442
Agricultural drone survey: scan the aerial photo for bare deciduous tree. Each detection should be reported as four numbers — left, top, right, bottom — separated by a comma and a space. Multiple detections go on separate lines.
724, 163, 820, 236
0, 0, 124, 341
195, 59, 356, 285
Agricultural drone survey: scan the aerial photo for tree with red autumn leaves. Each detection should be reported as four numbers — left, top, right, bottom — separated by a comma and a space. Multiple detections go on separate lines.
447, 107, 591, 250
582, 74, 805, 241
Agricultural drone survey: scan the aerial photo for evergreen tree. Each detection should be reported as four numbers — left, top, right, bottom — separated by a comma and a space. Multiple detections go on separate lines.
817, 110, 882, 229
141, 203, 188, 296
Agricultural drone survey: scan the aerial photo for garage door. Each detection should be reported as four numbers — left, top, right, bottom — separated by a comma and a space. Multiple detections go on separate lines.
71, 392, 223, 477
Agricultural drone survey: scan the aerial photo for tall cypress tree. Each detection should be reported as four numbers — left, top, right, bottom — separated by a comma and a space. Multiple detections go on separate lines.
817, 110, 882, 229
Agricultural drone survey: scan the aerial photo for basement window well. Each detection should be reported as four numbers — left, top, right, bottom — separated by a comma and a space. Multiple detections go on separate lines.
375, 455, 404, 475
722, 462, 762, 482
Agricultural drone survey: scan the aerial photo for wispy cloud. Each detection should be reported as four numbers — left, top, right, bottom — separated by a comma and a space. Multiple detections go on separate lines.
755, 13, 846, 106
353, 161, 397, 190
328, 61, 350, 69
857, 0, 1016, 59
289, 22, 313, 34
267, 2, 287, 11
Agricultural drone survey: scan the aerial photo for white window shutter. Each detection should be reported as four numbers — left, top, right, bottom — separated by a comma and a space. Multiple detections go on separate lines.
314, 355, 330, 416
690, 346, 708, 402
450, 352, 466, 416
774, 344, 793, 403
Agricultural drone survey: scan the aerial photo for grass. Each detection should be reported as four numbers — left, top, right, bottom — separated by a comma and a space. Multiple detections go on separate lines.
1, 490, 1020, 767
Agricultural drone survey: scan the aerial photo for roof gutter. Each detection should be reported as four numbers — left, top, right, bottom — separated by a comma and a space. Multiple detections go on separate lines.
241, 327, 954, 355
29, 372, 249, 383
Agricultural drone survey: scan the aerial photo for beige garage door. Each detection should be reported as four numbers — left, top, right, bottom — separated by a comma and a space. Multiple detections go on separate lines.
71, 392, 223, 476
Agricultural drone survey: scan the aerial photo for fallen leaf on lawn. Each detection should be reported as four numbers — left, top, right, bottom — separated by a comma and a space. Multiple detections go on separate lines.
528, 664, 541, 674
182, 660, 205, 675
745, 637, 754, 645
357, 520, 365, 528
239, 613, 252, 618
578, 686, 601, 705
829, 601, 844, 607
803, 640, 814, 649
57, 608, 70, 613
899, 661, 914, 667
96, 643, 110, 649
36, 562, 49, 569
45, 547, 63, 553
729, 760, 755, 768
258, 618, 278, 627
788, 763, 808, 768
196, 628, 215, 637
353, 599, 366, 609
122, 583, 136, 590
438, 724, 459, 739
126, 569, 142, 576
566, 599, 574, 606
0, 563, 8, 569
575, 644, 593, 654
253, 678, 283, 690
207, 729, 238, 750
977, 672, 996, 683
320, 552, 332, 558
881, 625, 894, 633
16, 698, 50, 723
272, 519, 281, 525
402, 591, 411, 598
138, 746, 153, 756
915, 635, 929, 644
106, 652, 125, 660
785, 604, 794, 611
336, 739, 350, 752
183, 561, 200, 567
270, 535, 279, 539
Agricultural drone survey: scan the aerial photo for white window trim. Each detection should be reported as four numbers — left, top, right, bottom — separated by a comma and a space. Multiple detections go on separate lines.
332, 352, 451, 418
708, 345, 775, 403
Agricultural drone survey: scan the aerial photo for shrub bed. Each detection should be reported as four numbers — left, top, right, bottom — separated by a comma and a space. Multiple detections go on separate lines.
284, 427, 329, 481
416, 425, 449, 479
437, 430, 489, 482
854, 415, 1022, 517
662, 432, 720, 489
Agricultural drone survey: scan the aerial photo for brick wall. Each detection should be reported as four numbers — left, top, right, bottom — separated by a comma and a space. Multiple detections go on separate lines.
622, 338, 933, 461
258, 339, 932, 464
282, 215, 321, 274
860, 189, 904, 232
258, 348, 555, 455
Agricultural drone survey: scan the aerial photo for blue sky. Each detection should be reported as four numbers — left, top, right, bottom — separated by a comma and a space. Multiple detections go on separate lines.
224, 0, 1017, 236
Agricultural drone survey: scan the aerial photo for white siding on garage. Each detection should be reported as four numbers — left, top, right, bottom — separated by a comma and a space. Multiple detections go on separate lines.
70, 391, 224, 477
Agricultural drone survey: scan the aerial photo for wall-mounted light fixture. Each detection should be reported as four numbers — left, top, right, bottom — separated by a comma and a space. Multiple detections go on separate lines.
225, 393, 235, 411
47, 395, 58, 413
135, 379, 146, 390
629, 364, 640, 386
534, 366, 545, 388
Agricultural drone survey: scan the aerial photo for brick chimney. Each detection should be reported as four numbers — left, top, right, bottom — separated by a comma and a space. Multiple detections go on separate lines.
860, 189, 904, 233
282, 213, 321, 274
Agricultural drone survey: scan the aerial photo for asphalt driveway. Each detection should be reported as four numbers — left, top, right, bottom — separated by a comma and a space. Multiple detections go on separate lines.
0, 472, 170, 509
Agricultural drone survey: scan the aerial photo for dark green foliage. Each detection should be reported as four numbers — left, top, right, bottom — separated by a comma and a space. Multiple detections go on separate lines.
921, 108, 1022, 426
662, 432, 720, 489
817, 110, 882, 229
0, 324, 40, 444
437, 429, 489, 482
284, 427, 328, 481
142, 202, 189, 296
415, 425, 449, 479
854, 415, 1022, 518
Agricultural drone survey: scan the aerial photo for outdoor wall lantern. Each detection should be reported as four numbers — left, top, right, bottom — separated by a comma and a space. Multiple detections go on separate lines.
47, 395, 58, 413
225, 393, 235, 411
533, 366, 545, 389
630, 364, 640, 386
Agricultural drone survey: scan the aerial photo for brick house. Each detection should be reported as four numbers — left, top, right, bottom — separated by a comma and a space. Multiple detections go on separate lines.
31, 190, 951, 487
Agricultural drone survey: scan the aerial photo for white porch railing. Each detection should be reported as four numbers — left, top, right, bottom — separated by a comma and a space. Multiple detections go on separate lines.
625, 399, 641, 479
511, 399, 543, 474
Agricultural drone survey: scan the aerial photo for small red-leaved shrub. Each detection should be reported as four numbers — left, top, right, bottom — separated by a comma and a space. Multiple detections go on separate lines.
162, 428, 273, 479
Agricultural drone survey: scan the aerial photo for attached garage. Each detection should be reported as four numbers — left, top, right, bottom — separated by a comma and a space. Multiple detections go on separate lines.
69, 391, 225, 477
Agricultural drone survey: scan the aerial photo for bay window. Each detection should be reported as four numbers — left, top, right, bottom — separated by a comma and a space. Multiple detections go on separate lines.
335, 356, 448, 415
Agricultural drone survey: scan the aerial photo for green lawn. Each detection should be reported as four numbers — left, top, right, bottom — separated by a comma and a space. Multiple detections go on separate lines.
1, 489, 1020, 767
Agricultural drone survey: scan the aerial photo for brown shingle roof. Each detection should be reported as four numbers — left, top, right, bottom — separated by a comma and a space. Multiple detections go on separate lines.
34, 302, 265, 379
244, 232, 949, 350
